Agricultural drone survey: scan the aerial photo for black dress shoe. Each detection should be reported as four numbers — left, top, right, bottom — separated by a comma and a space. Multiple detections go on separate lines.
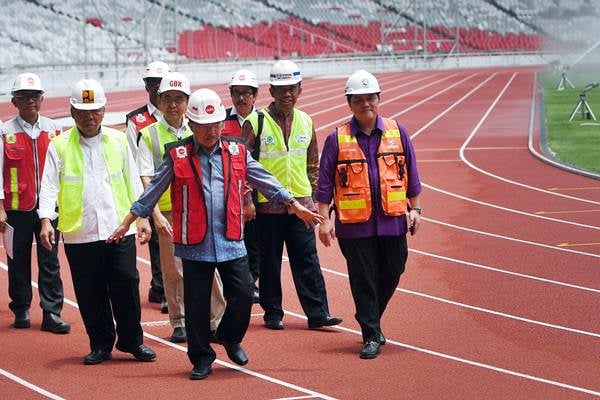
264, 319, 284, 330
221, 342, 248, 366
83, 350, 112, 365
13, 310, 30, 329
116, 344, 156, 361
307, 315, 343, 329
359, 341, 381, 359
378, 331, 386, 345
190, 365, 212, 380
161, 299, 169, 314
170, 326, 187, 343
41, 312, 70, 334
148, 289, 163, 304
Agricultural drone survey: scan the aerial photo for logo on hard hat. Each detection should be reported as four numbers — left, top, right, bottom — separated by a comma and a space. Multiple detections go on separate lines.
361, 79, 369, 87
27, 77, 35, 86
170, 80, 182, 88
82, 90, 95, 104
239, 75, 246, 81
156, 67, 164, 73
205, 105, 215, 114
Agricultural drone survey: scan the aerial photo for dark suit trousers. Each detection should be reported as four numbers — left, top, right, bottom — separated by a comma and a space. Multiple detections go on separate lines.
7, 210, 63, 315
65, 236, 143, 352
148, 218, 164, 297
183, 256, 253, 368
338, 235, 408, 343
243, 219, 260, 283
255, 213, 330, 323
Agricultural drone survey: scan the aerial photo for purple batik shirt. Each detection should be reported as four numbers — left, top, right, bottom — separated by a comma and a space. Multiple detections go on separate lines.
316, 116, 422, 239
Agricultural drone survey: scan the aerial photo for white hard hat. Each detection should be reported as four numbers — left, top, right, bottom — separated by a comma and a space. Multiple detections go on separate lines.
344, 70, 381, 95
186, 88, 226, 124
229, 69, 259, 89
70, 79, 106, 110
143, 61, 170, 79
269, 60, 302, 86
158, 72, 191, 96
12, 73, 44, 93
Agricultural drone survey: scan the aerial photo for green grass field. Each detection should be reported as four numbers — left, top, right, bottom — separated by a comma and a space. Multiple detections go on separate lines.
540, 67, 600, 174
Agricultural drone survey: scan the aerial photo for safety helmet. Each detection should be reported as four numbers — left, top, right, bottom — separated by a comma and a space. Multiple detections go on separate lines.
269, 60, 302, 86
344, 70, 381, 95
186, 88, 226, 124
70, 79, 106, 110
12, 72, 44, 93
229, 69, 259, 89
158, 72, 191, 96
143, 61, 170, 79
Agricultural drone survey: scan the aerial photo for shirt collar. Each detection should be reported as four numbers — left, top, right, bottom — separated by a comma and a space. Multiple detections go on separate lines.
349, 115, 384, 136
160, 116, 188, 135
147, 102, 160, 117
16, 114, 39, 130
193, 136, 222, 156
229, 106, 256, 118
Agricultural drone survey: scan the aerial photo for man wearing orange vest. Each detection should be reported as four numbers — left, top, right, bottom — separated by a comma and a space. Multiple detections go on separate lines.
316, 70, 422, 360
125, 61, 170, 312
222, 69, 261, 303
0, 73, 70, 334
110, 88, 323, 380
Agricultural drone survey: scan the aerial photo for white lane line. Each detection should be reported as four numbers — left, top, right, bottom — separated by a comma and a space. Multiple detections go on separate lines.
423, 216, 600, 259
281, 310, 600, 397
459, 73, 600, 205
408, 248, 600, 294
0, 262, 336, 400
320, 266, 600, 338
410, 73, 499, 140
422, 182, 600, 231
142, 333, 337, 400
316, 71, 458, 132
0, 368, 65, 400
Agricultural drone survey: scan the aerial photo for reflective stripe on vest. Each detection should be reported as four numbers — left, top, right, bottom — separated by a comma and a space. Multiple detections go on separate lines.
140, 121, 192, 212
245, 108, 312, 203
2, 121, 57, 211
334, 118, 408, 223
168, 139, 247, 245
53, 127, 132, 233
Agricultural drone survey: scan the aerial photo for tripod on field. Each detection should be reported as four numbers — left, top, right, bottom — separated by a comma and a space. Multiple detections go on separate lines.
557, 69, 575, 91
569, 83, 599, 121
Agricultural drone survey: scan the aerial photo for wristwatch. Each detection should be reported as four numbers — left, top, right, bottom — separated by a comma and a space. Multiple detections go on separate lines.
287, 198, 297, 207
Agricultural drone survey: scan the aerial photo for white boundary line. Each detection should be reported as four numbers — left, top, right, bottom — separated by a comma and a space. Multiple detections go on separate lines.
320, 266, 600, 339
458, 73, 600, 205
0, 262, 336, 400
0, 368, 65, 400
281, 310, 600, 397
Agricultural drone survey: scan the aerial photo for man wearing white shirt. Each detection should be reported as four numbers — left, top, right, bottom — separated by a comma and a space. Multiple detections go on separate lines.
0, 73, 69, 333
125, 61, 170, 312
38, 79, 156, 365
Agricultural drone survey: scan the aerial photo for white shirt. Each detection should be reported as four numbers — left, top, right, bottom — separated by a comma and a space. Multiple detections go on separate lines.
38, 127, 143, 244
229, 106, 256, 126
125, 102, 162, 159
136, 116, 189, 177
0, 115, 61, 200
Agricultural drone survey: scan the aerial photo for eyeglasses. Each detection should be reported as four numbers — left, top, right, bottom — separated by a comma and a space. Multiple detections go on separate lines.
231, 90, 254, 99
13, 93, 42, 101
72, 108, 104, 117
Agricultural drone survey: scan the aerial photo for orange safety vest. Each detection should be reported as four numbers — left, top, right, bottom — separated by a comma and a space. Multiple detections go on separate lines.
334, 118, 408, 223
2, 117, 59, 211
167, 137, 247, 245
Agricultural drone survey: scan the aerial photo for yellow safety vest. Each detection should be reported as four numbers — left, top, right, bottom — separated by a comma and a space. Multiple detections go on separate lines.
140, 121, 192, 211
245, 108, 313, 203
53, 127, 133, 233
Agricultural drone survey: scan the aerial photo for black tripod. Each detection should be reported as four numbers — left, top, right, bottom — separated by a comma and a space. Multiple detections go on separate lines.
569, 92, 597, 121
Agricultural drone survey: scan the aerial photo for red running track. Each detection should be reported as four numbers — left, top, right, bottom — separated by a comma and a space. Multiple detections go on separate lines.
1, 67, 599, 399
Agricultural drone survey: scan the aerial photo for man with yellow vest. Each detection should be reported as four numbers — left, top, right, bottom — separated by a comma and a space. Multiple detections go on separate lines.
0, 73, 69, 333
241, 60, 342, 331
38, 79, 156, 365
125, 61, 171, 311
316, 70, 422, 359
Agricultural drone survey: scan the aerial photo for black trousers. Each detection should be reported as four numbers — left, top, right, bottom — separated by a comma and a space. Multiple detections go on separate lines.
255, 213, 330, 323
183, 256, 253, 368
243, 219, 260, 283
148, 219, 164, 297
338, 235, 408, 343
65, 236, 143, 352
7, 210, 63, 315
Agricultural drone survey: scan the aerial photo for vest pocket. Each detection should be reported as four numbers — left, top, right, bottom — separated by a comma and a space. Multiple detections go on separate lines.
5, 146, 25, 160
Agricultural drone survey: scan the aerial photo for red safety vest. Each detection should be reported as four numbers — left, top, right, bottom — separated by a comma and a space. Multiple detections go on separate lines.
126, 105, 157, 138
334, 118, 408, 223
221, 108, 242, 137
168, 138, 247, 245
2, 117, 59, 211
